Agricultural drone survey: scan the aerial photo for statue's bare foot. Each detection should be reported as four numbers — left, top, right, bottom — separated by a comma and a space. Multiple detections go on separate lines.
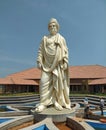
64, 104, 72, 110
54, 102, 63, 111
35, 104, 46, 112
66, 106, 72, 110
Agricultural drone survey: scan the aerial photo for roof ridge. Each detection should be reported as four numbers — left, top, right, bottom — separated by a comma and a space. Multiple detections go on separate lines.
7, 67, 36, 77
71, 64, 105, 67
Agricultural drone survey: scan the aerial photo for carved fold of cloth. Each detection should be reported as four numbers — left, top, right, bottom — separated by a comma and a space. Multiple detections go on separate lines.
37, 33, 71, 109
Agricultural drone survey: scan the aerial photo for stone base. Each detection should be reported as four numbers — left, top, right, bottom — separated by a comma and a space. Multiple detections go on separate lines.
31, 107, 75, 122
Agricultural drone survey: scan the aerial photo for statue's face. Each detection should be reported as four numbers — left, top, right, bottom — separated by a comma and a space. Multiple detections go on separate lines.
48, 22, 58, 35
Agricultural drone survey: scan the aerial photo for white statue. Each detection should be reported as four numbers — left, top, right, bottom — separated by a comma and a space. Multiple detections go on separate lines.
35, 18, 71, 112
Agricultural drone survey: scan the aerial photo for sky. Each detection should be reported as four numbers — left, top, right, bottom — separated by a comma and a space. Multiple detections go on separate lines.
0, 0, 106, 78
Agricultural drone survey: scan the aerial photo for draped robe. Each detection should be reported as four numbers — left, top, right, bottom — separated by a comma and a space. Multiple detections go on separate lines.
37, 33, 70, 109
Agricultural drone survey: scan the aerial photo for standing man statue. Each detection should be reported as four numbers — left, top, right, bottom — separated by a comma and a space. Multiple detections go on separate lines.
35, 18, 71, 112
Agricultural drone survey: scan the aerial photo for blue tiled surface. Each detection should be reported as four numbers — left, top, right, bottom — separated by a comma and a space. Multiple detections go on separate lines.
32, 124, 49, 130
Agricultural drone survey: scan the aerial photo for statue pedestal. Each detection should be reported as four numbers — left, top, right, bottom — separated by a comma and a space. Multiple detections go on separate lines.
31, 107, 75, 122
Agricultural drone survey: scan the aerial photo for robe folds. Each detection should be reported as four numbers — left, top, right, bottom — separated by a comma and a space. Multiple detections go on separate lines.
37, 33, 70, 108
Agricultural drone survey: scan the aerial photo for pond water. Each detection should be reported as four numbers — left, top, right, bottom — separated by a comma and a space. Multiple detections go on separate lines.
86, 121, 106, 130
0, 118, 13, 124
93, 110, 106, 117
32, 124, 49, 130
86, 110, 106, 130
0, 106, 15, 112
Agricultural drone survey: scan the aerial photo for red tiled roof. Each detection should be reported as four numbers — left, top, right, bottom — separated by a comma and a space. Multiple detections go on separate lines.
7, 65, 106, 80
69, 65, 106, 79
7, 68, 41, 79
0, 78, 13, 85
11, 78, 38, 85
0, 65, 106, 86
89, 78, 106, 85
0, 77, 38, 85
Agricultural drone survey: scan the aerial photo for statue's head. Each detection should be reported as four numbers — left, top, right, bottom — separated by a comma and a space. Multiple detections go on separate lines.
48, 18, 60, 35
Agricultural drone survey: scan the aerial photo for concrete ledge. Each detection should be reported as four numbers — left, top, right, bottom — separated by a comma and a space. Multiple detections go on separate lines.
20, 117, 59, 130
67, 116, 95, 130
0, 111, 29, 117
31, 107, 75, 122
0, 115, 34, 130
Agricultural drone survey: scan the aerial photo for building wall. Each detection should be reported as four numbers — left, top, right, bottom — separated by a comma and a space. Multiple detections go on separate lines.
0, 79, 106, 94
